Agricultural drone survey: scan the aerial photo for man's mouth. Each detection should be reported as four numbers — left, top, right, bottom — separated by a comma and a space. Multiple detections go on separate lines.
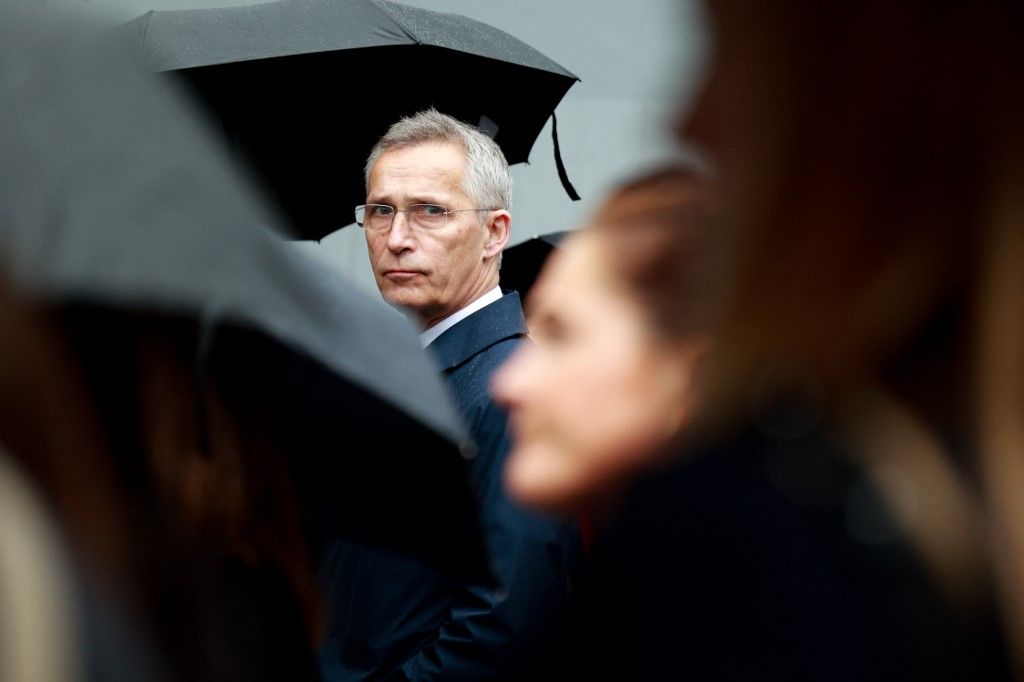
383, 269, 424, 281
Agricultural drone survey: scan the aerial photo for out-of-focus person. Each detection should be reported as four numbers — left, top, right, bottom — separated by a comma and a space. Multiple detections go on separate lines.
675, 0, 1022, 678
0, 7, 326, 679
492, 165, 717, 515
0, 294, 319, 682
515, 0, 1021, 679
317, 109, 579, 681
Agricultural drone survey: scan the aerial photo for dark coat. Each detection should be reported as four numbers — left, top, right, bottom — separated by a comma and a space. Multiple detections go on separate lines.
319, 292, 579, 681
545, 416, 1012, 681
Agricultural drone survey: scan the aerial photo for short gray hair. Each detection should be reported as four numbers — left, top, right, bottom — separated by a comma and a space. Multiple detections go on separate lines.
364, 109, 513, 211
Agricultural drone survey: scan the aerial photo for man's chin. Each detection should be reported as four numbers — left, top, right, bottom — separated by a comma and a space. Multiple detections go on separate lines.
381, 287, 418, 307
378, 290, 425, 316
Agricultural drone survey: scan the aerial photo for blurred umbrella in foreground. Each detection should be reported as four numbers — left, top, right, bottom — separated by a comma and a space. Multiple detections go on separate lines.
500, 231, 568, 303
0, 8, 487, 581
122, 0, 581, 240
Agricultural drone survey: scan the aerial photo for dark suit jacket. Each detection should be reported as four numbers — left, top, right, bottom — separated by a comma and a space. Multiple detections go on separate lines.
319, 292, 578, 682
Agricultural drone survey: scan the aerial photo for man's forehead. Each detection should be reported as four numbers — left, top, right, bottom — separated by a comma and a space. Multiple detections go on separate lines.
369, 142, 466, 198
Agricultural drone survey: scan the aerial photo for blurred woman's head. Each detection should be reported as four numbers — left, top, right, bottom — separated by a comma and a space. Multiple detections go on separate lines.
493, 166, 718, 513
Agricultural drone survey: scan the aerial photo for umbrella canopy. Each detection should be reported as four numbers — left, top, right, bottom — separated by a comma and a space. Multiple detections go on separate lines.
122, 0, 580, 240
500, 231, 569, 302
0, 8, 486, 578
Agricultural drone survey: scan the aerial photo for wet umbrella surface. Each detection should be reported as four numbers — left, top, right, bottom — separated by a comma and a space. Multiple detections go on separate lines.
123, 0, 580, 239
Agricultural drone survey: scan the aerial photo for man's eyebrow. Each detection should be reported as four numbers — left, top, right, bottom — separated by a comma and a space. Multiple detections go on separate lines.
408, 194, 448, 206
365, 193, 450, 206
365, 193, 392, 205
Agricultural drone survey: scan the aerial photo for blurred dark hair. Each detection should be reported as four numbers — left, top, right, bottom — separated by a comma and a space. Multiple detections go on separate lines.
589, 164, 721, 342
684, 0, 1023, 418
49, 304, 321, 680
683, 0, 1024, 666
0, 282, 129, 584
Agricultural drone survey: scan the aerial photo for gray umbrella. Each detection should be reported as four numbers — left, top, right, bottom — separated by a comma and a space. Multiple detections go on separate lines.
0, 6, 485, 577
121, 0, 581, 239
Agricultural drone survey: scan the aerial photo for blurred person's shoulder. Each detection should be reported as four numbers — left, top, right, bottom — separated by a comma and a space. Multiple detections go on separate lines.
577, 416, 1012, 681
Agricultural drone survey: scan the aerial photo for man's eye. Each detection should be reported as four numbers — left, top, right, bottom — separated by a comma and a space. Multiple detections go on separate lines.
419, 204, 447, 217
370, 205, 395, 217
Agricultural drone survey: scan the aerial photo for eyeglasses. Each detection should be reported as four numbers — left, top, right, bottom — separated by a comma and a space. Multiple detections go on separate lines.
354, 203, 498, 231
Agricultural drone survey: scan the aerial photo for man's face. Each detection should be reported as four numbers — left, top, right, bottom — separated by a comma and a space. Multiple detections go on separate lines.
364, 142, 499, 327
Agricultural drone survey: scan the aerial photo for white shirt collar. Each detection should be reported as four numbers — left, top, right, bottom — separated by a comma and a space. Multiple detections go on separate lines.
418, 285, 503, 348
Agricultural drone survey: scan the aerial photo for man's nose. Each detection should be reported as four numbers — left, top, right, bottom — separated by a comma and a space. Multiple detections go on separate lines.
385, 211, 416, 252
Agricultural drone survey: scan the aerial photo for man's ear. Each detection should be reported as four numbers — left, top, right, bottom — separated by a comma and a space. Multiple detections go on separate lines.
483, 210, 512, 259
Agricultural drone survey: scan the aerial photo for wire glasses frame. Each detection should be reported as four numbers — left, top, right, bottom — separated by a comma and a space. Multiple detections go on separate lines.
354, 203, 499, 231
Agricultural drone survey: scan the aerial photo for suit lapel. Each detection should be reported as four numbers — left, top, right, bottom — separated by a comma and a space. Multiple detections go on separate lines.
429, 292, 527, 372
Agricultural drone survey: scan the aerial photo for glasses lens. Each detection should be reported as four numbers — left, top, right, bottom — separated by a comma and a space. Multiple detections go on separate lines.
359, 204, 394, 230
409, 204, 448, 229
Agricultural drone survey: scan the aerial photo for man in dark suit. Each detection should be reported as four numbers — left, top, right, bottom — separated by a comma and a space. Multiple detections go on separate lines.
318, 109, 578, 681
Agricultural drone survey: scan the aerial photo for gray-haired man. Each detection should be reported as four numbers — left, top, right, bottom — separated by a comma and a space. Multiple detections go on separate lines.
318, 110, 579, 681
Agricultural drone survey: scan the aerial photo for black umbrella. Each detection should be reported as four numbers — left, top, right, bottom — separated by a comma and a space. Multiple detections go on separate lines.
500, 231, 569, 302
0, 10, 487, 579
122, 0, 581, 240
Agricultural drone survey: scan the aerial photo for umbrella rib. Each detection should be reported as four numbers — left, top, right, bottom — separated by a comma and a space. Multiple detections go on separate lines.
139, 11, 154, 49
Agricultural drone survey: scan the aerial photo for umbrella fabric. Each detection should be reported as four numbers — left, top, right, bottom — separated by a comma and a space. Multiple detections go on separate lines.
122, 0, 580, 239
499, 231, 569, 302
0, 7, 485, 578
